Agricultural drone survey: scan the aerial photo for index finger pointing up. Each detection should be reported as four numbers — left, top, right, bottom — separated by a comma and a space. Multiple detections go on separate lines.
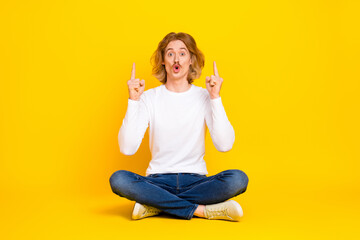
131, 62, 136, 80
213, 61, 219, 77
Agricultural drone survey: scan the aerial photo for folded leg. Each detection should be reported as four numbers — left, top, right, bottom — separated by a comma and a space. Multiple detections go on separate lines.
109, 170, 198, 219
177, 169, 249, 205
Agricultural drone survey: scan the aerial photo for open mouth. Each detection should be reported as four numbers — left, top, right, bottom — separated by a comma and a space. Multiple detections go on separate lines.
173, 64, 180, 73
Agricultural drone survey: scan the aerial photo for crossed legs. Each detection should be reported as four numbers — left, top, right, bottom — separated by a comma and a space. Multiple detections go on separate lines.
109, 170, 249, 220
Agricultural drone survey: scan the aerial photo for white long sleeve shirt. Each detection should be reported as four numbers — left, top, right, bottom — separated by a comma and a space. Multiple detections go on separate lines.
118, 84, 235, 176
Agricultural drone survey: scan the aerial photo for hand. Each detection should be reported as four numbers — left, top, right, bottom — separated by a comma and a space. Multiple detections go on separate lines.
206, 61, 223, 99
127, 63, 145, 101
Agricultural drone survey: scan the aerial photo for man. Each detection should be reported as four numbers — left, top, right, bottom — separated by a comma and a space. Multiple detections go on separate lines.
110, 32, 249, 221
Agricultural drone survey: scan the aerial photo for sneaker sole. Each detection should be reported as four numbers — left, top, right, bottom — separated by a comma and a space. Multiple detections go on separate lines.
228, 200, 244, 220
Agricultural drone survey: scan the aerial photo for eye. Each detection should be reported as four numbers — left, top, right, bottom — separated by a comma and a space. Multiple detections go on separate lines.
180, 52, 185, 56
168, 52, 173, 57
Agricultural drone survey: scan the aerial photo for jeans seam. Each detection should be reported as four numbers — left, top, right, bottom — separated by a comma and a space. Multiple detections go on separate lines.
141, 176, 175, 191
176, 174, 179, 194
176, 175, 218, 195
186, 204, 198, 220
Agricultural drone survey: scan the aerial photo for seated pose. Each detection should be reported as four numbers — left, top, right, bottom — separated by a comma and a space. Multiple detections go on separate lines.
109, 32, 249, 221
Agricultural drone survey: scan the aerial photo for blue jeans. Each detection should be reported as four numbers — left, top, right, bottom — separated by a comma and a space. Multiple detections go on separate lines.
109, 169, 249, 220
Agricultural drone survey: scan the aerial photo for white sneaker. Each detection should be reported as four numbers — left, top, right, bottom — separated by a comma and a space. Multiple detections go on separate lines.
132, 202, 162, 220
204, 200, 243, 221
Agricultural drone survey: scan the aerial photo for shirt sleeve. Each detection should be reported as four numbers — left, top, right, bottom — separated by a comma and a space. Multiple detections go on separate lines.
118, 96, 150, 155
205, 96, 235, 152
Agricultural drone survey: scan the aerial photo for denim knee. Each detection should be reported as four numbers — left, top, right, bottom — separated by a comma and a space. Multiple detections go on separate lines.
233, 169, 249, 194
223, 169, 249, 195
109, 170, 134, 196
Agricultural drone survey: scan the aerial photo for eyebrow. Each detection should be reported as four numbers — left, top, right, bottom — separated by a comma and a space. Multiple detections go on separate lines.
165, 47, 188, 52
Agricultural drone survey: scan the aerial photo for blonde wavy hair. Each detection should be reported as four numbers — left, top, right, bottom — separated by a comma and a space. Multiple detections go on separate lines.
151, 32, 205, 84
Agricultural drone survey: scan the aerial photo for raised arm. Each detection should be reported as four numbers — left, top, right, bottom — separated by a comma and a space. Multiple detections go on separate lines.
118, 63, 149, 155
205, 61, 235, 152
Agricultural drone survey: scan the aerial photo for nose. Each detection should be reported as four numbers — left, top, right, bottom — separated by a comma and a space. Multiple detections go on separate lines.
174, 53, 180, 63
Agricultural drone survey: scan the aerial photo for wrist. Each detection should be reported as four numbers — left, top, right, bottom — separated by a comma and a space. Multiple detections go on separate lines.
129, 97, 140, 101
210, 94, 220, 99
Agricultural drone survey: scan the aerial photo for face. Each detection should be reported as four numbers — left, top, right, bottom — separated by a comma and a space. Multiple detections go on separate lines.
162, 40, 192, 81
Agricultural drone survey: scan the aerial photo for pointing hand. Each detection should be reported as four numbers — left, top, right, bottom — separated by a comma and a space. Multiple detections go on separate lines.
206, 61, 223, 99
127, 63, 145, 101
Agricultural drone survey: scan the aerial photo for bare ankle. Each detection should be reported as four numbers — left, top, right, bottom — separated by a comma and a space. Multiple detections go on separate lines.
193, 205, 205, 218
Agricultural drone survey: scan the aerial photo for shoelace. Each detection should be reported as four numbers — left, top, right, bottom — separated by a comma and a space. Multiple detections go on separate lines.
144, 206, 160, 215
206, 208, 231, 219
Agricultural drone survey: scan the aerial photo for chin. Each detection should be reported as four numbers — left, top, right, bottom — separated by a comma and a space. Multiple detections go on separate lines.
171, 74, 188, 81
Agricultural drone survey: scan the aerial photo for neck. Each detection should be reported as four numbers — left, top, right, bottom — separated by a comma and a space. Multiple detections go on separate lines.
165, 78, 191, 93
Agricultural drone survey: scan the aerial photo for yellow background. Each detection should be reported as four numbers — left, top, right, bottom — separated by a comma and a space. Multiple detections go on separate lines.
1, 0, 359, 239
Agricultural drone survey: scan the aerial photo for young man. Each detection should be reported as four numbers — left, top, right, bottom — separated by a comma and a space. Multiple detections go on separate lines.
110, 32, 249, 221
